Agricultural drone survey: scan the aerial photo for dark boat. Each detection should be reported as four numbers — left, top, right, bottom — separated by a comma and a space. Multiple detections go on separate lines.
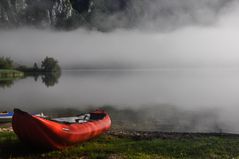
12, 109, 111, 149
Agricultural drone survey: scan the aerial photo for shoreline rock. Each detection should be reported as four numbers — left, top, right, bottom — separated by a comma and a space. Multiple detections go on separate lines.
0, 127, 13, 133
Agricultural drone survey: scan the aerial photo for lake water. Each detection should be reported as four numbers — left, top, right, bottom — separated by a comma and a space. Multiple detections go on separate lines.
1, 69, 239, 133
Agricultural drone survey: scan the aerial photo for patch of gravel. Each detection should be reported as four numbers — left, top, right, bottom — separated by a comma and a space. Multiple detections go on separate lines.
108, 130, 239, 140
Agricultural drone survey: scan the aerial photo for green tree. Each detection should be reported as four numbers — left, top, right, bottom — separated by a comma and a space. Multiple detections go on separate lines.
41, 57, 61, 72
0, 57, 13, 69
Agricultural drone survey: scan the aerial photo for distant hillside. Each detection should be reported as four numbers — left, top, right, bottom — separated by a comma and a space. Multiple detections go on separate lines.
0, 0, 235, 31
0, 0, 129, 30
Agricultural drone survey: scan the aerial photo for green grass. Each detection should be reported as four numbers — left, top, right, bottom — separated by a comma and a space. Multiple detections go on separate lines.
0, 69, 24, 79
1, 132, 239, 159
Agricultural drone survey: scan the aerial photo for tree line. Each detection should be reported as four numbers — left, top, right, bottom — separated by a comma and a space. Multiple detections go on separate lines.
0, 56, 61, 73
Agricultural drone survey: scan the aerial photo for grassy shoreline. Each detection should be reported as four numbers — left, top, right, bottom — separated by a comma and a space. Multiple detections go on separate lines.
0, 69, 24, 79
1, 128, 239, 159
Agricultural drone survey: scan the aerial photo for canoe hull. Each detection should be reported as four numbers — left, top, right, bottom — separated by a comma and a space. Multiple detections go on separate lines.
12, 109, 111, 149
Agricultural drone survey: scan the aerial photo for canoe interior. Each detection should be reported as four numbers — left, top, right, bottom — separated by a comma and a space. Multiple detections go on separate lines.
51, 112, 107, 124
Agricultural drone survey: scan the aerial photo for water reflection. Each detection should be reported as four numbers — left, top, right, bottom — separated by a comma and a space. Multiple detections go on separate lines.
24, 72, 61, 87
0, 72, 61, 89
37, 72, 61, 87
0, 80, 14, 88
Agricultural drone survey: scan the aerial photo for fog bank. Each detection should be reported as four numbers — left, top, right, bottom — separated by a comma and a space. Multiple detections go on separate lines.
0, 1, 239, 68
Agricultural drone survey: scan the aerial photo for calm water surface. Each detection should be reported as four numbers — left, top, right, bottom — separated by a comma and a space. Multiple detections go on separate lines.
1, 69, 239, 133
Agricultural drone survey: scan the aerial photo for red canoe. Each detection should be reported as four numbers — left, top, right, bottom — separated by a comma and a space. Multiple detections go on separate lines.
12, 109, 111, 149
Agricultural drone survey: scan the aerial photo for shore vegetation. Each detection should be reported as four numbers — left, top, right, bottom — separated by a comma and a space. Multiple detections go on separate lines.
0, 130, 239, 159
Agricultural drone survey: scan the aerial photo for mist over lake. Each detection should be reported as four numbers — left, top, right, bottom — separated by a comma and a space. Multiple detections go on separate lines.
1, 1, 239, 69
1, 0, 239, 134
0, 69, 239, 133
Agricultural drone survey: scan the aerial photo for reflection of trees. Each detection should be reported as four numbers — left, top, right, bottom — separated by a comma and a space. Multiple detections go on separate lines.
0, 80, 14, 88
41, 72, 61, 87
29, 73, 40, 82
17, 71, 61, 87
0, 72, 61, 88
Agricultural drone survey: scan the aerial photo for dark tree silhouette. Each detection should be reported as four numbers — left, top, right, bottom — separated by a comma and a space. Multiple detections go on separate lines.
33, 62, 39, 71
41, 72, 61, 87
41, 57, 61, 72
